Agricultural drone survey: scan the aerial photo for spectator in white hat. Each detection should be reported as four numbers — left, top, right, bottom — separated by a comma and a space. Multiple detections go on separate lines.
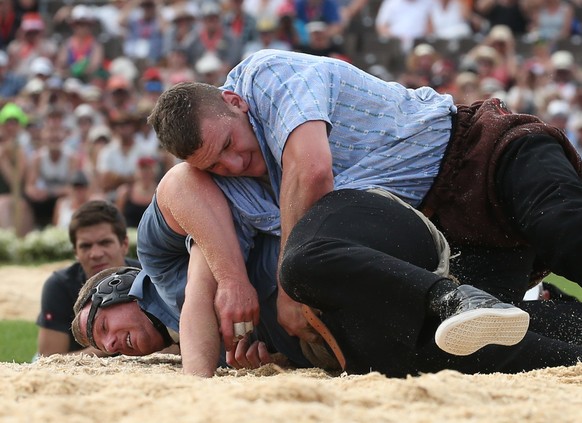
546, 50, 579, 103
163, 2, 201, 66
243, 0, 286, 20
191, 2, 241, 72
300, 20, 348, 61
62, 77, 87, 112
119, 0, 165, 65
482, 25, 518, 90
544, 99, 573, 137
84, 125, 113, 189
399, 42, 439, 89
30, 57, 54, 80
296, 0, 344, 38
55, 5, 105, 82
242, 17, 291, 59
6, 12, 57, 79
195, 52, 227, 87
65, 104, 104, 161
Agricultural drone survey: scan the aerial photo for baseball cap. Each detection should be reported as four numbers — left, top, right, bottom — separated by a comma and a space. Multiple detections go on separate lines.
256, 17, 278, 33
144, 80, 164, 93
71, 4, 95, 22
195, 53, 222, 75
413, 43, 435, 57
278, 1, 296, 17
479, 77, 504, 94
107, 75, 131, 91
456, 71, 479, 88
0, 103, 29, 126
30, 57, 54, 76
21, 12, 45, 32
547, 99, 570, 118
63, 78, 84, 94
307, 21, 327, 33
46, 75, 63, 90
70, 170, 90, 187
142, 67, 162, 81
22, 77, 45, 95
201, 1, 221, 17
172, 2, 199, 20
473, 45, 500, 65
138, 156, 157, 167
525, 60, 546, 76
88, 124, 112, 143
551, 50, 574, 70
136, 98, 155, 117
109, 56, 138, 82
81, 85, 102, 102
488, 25, 513, 43
74, 104, 95, 120
572, 114, 582, 130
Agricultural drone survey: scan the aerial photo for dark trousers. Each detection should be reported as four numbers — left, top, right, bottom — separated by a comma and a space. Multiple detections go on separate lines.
449, 134, 582, 303
281, 189, 582, 377
498, 134, 582, 286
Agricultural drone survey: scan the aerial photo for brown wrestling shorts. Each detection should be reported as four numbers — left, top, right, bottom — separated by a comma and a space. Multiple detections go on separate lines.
421, 97, 582, 249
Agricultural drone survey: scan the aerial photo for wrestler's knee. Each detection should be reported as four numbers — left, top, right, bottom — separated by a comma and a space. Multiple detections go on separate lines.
280, 238, 329, 299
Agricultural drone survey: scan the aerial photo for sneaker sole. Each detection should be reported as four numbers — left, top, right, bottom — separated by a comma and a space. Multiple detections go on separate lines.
435, 307, 530, 356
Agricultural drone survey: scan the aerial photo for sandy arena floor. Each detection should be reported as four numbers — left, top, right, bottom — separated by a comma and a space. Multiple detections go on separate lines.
1, 263, 581, 423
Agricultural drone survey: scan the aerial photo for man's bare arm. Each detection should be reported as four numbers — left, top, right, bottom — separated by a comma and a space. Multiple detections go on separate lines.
277, 120, 335, 340
179, 244, 221, 377
37, 328, 108, 357
157, 163, 259, 351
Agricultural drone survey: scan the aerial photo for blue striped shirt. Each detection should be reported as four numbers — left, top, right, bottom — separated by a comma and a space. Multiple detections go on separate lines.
218, 50, 456, 249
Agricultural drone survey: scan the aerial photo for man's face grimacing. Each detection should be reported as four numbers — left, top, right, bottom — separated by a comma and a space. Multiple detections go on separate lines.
78, 301, 166, 356
187, 91, 267, 177
75, 223, 129, 278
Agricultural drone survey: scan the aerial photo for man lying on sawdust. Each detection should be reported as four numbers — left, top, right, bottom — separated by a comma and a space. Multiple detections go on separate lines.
71, 163, 582, 378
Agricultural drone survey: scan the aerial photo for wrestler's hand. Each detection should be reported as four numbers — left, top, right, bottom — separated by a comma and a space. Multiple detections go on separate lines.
225, 335, 273, 369
214, 280, 260, 351
276, 290, 319, 343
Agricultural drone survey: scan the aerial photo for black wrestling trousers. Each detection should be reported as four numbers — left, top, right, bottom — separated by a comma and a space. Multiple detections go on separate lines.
280, 189, 582, 377
496, 134, 582, 286
280, 189, 449, 376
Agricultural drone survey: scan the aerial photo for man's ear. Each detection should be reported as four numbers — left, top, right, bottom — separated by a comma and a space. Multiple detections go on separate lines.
221, 91, 249, 112
121, 236, 129, 255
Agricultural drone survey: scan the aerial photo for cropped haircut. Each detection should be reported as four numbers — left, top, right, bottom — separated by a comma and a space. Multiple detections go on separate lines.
147, 82, 234, 160
68, 200, 127, 247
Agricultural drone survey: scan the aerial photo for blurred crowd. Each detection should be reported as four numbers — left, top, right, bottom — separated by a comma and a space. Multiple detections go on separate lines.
2, 0, 582, 236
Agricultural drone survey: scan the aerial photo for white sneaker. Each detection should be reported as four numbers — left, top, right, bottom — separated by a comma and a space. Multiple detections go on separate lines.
434, 285, 530, 356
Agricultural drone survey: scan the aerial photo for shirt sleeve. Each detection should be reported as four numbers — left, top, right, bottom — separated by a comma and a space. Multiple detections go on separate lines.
36, 272, 76, 333
243, 55, 335, 165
